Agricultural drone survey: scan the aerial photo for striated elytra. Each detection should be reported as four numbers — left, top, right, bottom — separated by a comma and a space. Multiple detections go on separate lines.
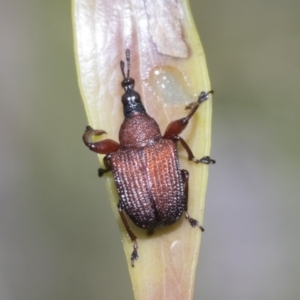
83, 49, 215, 266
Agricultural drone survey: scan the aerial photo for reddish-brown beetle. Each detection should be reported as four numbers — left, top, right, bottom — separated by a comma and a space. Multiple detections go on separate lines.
83, 49, 215, 266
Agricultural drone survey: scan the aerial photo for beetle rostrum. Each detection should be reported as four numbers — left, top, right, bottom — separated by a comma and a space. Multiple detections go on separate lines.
83, 49, 215, 267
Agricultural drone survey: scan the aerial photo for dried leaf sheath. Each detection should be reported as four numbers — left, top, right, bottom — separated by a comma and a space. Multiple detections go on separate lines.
73, 0, 212, 299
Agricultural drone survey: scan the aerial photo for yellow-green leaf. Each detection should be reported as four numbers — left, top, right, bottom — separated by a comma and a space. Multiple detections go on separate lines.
73, 0, 212, 299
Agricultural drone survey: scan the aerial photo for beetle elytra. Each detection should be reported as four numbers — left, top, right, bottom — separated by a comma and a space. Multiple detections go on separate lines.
83, 49, 215, 266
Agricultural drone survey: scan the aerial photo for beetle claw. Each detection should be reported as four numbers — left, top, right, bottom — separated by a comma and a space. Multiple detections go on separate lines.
85, 125, 93, 132
185, 213, 205, 232
98, 168, 109, 177
193, 156, 216, 164
131, 242, 139, 267
198, 90, 214, 103
131, 250, 139, 267
189, 218, 205, 232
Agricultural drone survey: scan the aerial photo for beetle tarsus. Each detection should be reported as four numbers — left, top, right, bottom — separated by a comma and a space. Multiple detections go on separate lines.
85, 125, 93, 132
185, 90, 214, 110
98, 168, 109, 177
182, 171, 205, 232
198, 90, 214, 104
131, 241, 139, 267
193, 156, 216, 164
185, 212, 205, 232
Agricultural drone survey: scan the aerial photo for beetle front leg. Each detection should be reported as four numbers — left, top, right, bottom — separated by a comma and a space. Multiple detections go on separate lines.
83, 126, 120, 154
118, 204, 139, 267
181, 170, 204, 232
163, 90, 213, 138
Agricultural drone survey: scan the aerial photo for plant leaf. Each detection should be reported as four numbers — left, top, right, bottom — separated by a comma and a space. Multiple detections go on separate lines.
73, 0, 212, 299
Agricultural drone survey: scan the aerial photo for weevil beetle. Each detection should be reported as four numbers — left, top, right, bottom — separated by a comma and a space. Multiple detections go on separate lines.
83, 49, 215, 266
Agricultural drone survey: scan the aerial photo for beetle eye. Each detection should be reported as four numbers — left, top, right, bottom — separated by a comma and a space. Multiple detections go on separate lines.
121, 77, 135, 91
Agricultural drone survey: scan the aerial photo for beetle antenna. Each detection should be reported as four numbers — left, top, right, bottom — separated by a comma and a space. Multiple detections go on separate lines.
120, 49, 131, 79
125, 49, 130, 78
120, 60, 126, 79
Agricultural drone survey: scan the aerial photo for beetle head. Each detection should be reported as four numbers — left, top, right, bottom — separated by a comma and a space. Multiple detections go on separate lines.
120, 49, 146, 117
121, 77, 135, 91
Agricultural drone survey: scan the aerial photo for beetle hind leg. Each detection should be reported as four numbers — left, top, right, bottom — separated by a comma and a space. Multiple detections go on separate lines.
181, 170, 205, 232
118, 203, 139, 267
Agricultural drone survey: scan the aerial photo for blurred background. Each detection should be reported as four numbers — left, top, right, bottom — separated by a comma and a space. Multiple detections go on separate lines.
0, 0, 299, 299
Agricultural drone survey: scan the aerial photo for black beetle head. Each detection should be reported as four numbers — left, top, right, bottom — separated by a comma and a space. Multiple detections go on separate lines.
120, 49, 146, 117
121, 77, 135, 92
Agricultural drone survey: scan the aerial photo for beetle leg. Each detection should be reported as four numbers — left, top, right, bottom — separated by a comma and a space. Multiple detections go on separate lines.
173, 135, 216, 164
98, 168, 109, 177
181, 170, 204, 232
98, 155, 112, 177
83, 126, 120, 154
118, 204, 139, 267
163, 91, 213, 138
